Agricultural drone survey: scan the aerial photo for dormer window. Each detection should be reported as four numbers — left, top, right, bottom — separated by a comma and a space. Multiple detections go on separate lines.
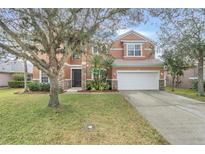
127, 43, 142, 56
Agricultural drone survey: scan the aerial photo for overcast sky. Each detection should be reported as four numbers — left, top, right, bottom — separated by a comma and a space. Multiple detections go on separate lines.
117, 16, 161, 42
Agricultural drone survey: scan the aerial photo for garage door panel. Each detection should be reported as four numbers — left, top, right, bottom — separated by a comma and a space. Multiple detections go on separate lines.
117, 72, 159, 90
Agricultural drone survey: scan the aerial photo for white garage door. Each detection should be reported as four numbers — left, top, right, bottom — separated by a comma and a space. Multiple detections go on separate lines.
117, 71, 159, 90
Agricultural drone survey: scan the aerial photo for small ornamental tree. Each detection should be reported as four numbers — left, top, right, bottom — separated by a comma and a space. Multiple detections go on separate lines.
0, 8, 144, 107
162, 50, 193, 91
151, 8, 205, 96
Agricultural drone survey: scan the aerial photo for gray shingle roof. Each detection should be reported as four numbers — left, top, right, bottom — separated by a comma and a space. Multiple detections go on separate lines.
113, 59, 163, 67
0, 60, 33, 73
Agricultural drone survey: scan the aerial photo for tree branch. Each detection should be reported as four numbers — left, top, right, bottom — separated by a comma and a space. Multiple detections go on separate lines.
0, 42, 49, 74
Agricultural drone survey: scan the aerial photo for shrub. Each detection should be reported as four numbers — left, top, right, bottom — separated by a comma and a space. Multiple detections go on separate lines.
28, 82, 50, 91
40, 83, 50, 91
28, 82, 40, 91
191, 80, 205, 91
8, 81, 31, 88
86, 80, 97, 90
11, 73, 24, 81
86, 80, 92, 90
106, 80, 112, 90
86, 80, 110, 90
8, 73, 26, 88
91, 81, 99, 90
99, 81, 110, 90
191, 80, 198, 91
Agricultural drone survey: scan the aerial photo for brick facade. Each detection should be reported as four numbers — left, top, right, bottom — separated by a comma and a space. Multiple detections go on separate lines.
32, 31, 164, 90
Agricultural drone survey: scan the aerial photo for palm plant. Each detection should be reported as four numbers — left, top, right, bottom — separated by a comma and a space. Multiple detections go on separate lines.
102, 55, 114, 80
89, 53, 114, 90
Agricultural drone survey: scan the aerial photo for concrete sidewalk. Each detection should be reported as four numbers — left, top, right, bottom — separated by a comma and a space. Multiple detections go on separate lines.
121, 90, 205, 144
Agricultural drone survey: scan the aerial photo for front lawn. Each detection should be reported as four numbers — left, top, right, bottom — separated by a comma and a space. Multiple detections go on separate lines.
165, 87, 205, 102
0, 89, 167, 144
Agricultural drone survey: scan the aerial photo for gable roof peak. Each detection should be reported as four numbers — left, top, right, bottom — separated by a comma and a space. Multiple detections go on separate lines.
116, 30, 155, 44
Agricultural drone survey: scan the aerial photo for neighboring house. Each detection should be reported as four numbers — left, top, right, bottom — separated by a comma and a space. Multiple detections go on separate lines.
0, 60, 33, 87
32, 30, 164, 90
166, 63, 205, 89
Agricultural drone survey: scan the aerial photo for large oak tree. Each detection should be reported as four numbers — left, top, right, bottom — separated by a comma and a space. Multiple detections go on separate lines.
0, 8, 144, 107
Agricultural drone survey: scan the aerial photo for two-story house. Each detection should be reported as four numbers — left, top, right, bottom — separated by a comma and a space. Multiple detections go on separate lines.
32, 30, 164, 90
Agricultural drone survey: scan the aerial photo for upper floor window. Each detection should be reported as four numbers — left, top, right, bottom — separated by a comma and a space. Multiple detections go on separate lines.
72, 52, 81, 59
92, 46, 99, 54
127, 43, 142, 56
41, 71, 49, 83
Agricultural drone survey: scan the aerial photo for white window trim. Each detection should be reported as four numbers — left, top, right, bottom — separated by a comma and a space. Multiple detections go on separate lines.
121, 40, 147, 43
91, 72, 94, 80
39, 70, 50, 83
39, 70, 42, 83
64, 63, 82, 67
126, 43, 143, 57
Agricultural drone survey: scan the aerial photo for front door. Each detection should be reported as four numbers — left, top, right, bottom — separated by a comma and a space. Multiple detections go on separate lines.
72, 69, 81, 87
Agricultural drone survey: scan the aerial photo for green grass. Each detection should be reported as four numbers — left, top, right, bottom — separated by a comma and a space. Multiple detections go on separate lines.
165, 87, 205, 102
0, 88, 168, 144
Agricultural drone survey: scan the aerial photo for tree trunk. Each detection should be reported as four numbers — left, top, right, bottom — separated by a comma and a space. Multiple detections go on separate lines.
171, 75, 176, 92
23, 59, 29, 92
197, 50, 204, 96
48, 75, 60, 107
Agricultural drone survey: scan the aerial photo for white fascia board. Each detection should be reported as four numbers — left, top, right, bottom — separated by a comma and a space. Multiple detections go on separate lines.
115, 30, 156, 45
121, 40, 147, 43
117, 70, 160, 73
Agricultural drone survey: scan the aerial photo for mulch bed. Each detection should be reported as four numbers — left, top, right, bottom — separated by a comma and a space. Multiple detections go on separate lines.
14, 90, 118, 94
77, 90, 118, 93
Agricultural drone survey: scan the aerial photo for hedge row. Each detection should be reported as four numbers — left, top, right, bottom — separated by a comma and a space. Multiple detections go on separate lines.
8, 81, 32, 88
8, 81, 65, 93
27, 82, 50, 91
11, 73, 24, 81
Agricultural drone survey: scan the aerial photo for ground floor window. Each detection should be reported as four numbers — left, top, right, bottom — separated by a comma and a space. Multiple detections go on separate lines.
27, 74, 32, 81
41, 71, 49, 83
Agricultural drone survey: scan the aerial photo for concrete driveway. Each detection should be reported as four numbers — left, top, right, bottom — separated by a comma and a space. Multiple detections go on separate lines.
121, 90, 205, 144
